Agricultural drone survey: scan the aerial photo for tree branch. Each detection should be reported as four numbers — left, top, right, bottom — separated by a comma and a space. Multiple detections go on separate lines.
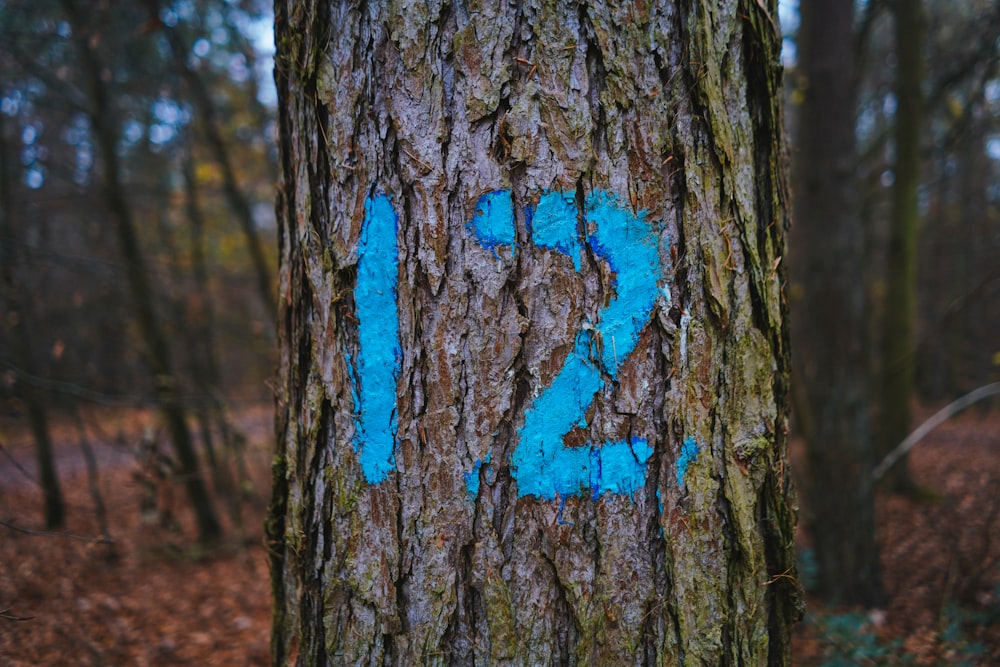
873, 382, 1000, 481
0, 517, 115, 545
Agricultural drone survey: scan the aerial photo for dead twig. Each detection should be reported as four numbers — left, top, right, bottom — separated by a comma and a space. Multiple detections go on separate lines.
0, 439, 39, 486
1, 608, 34, 622
873, 382, 1000, 481
0, 518, 115, 546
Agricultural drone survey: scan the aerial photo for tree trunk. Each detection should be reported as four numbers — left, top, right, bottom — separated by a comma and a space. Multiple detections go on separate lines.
181, 143, 247, 527
146, 0, 279, 325
790, 0, 884, 606
878, 0, 925, 493
63, 0, 222, 543
0, 108, 65, 530
269, 0, 800, 663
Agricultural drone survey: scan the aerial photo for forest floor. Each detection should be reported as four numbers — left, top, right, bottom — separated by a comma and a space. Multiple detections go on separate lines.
0, 403, 274, 666
1, 402, 998, 665
791, 404, 1000, 665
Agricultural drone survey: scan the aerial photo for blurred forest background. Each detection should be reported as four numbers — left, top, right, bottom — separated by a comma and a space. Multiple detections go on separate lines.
0, 0, 277, 541
0, 0, 998, 664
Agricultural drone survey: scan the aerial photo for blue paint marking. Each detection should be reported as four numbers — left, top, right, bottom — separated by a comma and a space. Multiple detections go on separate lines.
462, 188, 662, 500
467, 190, 515, 252
523, 205, 534, 237
585, 191, 661, 378
348, 187, 672, 502
512, 333, 654, 498
515, 335, 603, 498
676, 436, 699, 486
531, 190, 582, 271
464, 453, 491, 497
592, 438, 655, 496
352, 193, 401, 483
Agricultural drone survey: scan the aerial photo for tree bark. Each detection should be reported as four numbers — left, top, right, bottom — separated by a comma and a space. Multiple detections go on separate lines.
878, 0, 925, 493
269, 0, 800, 663
790, 0, 884, 606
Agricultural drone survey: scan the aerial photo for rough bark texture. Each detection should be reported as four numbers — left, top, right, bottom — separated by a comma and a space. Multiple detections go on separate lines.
269, 0, 800, 664
879, 0, 925, 493
790, 0, 884, 606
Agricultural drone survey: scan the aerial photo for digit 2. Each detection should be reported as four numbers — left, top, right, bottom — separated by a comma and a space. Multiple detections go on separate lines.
467, 189, 661, 499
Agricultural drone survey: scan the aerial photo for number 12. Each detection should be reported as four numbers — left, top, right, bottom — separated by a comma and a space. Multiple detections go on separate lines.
350, 188, 667, 501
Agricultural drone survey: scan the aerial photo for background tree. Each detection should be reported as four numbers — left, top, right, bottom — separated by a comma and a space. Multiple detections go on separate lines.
790, 0, 884, 606
849, 0, 1000, 414
0, 110, 64, 529
144, 0, 278, 324
781, 0, 1000, 625
914, 1, 1000, 402
61, 0, 222, 542
878, 0, 926, 492
268, 0, 800, 663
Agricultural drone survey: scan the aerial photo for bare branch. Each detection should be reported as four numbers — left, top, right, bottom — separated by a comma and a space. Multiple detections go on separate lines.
0, 440, 39, 486
0, 517, 115, 546
1, 608, 35, 622
873, 382, 1000, 481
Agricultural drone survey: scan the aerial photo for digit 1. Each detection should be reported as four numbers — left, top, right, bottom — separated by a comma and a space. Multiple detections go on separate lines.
349, 192, 401, 483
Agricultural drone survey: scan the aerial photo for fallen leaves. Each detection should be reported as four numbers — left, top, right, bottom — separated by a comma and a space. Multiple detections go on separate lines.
0, 406, 273, 667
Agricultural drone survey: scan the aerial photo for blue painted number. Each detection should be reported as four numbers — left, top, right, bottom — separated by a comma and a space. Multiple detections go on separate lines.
350, 193, 401, 483
349, 188, 674, 500
468, 190, 661, 499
